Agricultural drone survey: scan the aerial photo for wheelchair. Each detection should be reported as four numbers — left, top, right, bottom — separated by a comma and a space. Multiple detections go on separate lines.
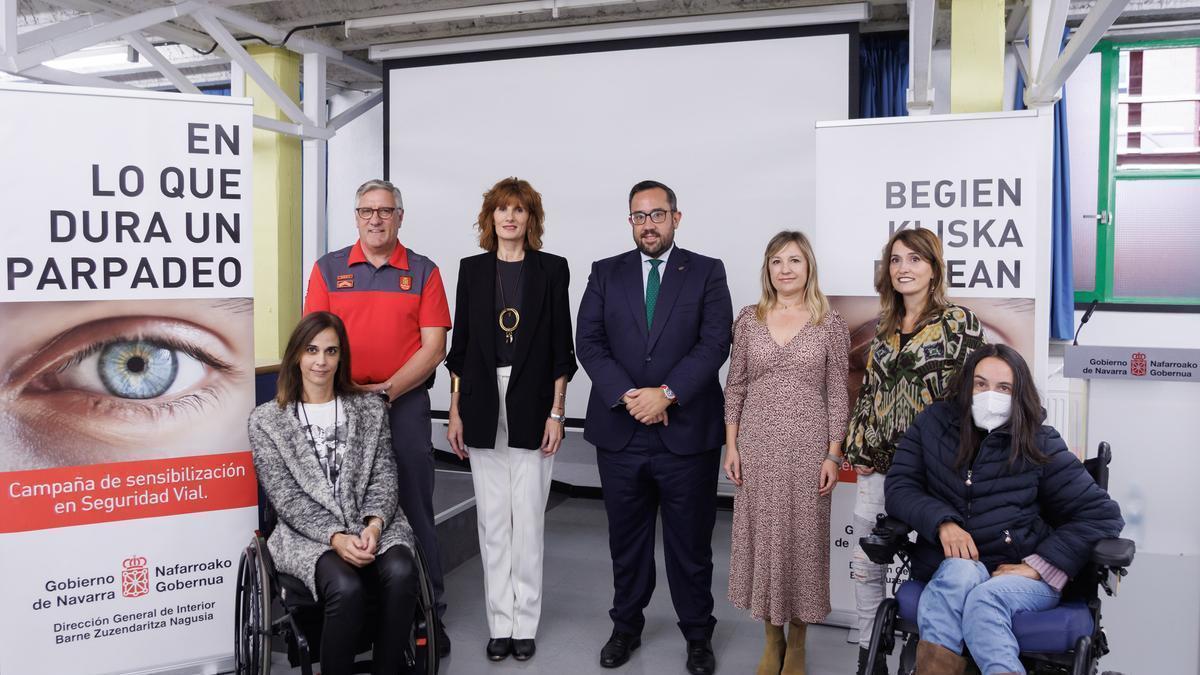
233, 494, 440, 675
858, 442, 1135, 675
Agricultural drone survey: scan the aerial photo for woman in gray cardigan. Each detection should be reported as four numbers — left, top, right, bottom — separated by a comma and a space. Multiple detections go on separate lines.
248, 311, 418, 675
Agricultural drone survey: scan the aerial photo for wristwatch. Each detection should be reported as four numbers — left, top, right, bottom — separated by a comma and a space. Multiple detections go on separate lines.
549, 412, 567, 425
660, 384, 676, 402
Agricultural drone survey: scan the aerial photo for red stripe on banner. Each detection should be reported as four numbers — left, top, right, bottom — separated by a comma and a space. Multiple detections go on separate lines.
0, 452, 257, 533
839, 465, 858, 484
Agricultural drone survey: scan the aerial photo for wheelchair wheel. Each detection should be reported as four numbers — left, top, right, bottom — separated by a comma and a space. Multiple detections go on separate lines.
865, 597, 899, 671
234, 537, 272, 675
407, 542, 440, 675
1071, 635, 1095, 675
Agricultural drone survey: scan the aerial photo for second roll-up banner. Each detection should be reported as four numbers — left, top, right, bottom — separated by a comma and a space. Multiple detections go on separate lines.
0, 83, 255, 675
814, 110, 1054, 628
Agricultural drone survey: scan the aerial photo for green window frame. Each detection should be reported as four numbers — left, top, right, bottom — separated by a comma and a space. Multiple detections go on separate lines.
1079, 38, 1200, 309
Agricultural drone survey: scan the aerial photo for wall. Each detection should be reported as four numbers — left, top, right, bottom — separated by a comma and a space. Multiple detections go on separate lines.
1062, 50, 1200, 674
929, 46, 1019, 113
326, 89, 384, 255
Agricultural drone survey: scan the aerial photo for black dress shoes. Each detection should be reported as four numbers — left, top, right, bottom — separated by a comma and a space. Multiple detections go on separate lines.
685, 639, 716, 675
599, 630, 641, 668
486, 637, 512, 661
512, 638, 536, 661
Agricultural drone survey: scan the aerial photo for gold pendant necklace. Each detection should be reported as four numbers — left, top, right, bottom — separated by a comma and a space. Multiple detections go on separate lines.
497, 258, 524, 344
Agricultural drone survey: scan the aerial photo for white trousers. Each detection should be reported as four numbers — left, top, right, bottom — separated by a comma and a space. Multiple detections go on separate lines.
852, 472, 890, 647
469, 366, 555, 639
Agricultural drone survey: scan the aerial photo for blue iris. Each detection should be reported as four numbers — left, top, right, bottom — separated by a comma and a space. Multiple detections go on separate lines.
97, 340, 178, 399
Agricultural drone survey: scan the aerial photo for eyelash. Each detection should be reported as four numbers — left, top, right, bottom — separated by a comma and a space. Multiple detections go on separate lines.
55, 335, 233, 377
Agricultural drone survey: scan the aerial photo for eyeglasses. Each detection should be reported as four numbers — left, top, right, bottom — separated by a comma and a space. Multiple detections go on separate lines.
629, 209, 673, 225
356, 207, 398, 220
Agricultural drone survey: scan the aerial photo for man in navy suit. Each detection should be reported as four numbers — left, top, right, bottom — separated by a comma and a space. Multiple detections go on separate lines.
576, 180, 732, 675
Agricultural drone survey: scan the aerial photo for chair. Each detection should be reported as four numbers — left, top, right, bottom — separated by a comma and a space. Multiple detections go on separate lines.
858, 442, 1135, 675
233, 492, 440, 675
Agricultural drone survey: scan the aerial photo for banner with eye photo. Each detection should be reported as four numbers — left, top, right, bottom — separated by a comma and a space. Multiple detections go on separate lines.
0, 83, 255, 675
813, 110, 1054, 629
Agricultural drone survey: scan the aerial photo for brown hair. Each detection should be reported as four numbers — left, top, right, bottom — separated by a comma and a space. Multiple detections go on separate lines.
875, 228, 949, 336
755, 231, 829, 324
276, 312, 357, 406
476, 177, 545, 252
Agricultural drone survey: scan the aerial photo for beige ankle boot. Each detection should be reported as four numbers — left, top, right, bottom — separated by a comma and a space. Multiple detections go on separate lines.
915, 639, 967, 675
754, 622, 786, 675
780, 621, 806, 675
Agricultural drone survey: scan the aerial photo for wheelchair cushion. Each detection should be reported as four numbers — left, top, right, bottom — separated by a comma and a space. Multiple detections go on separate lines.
277, 573, 320, 611
895, 580, 1095, 654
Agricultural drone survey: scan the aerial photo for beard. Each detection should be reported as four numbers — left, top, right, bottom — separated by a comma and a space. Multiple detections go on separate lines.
635, 229, 673, 257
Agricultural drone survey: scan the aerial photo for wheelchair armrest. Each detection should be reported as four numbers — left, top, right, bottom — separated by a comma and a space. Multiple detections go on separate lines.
1092, 537, 1135, 568
859, 516, 913, 565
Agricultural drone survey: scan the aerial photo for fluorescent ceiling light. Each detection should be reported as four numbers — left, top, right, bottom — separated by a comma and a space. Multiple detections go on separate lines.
369, 3, 869, 61
348, 0, 635, 30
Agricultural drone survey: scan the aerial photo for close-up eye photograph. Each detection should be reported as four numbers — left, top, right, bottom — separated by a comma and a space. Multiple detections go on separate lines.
0, 299, 254, 471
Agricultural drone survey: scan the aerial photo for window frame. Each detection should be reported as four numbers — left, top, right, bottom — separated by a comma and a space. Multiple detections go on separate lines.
1078, 38, 1200, 310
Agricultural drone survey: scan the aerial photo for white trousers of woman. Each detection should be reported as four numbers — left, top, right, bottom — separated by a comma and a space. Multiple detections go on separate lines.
469, 365, 555, 639
852, 472, 890, 647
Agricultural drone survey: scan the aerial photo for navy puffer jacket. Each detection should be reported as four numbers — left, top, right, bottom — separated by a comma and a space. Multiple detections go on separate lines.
885, 401, 1123, 582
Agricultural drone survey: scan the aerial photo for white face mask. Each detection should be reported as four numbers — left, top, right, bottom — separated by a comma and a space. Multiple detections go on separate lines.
972, 390, 1012, 432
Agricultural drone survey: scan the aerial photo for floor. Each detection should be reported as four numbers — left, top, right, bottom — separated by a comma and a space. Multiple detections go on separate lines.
272, 496, 888, 675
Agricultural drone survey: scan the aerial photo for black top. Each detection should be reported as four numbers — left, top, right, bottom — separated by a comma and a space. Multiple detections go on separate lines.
494, 259, 524, 367
898, 330, 915, 350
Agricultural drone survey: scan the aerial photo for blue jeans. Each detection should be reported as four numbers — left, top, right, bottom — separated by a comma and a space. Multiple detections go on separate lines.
917, 558, 1060, 675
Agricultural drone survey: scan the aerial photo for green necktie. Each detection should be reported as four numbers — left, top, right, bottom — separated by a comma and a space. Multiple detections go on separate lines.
646, 258, 663, 328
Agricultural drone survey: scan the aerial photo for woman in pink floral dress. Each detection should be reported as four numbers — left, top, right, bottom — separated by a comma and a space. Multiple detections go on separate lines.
723, 231, 850, 675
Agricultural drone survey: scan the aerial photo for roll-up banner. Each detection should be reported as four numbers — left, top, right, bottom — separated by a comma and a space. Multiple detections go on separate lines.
0, 83, 255, 674
814, 110, 1054, 628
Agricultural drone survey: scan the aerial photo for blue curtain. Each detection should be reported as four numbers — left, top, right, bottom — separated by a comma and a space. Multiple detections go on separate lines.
860, 33, 909, 118
1014, 33, 1075, 341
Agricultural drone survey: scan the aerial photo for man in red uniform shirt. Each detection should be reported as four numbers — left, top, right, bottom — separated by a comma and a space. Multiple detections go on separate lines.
305, 179, 452, 654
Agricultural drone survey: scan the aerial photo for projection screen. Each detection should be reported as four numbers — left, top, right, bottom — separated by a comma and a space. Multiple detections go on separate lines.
385, 26, 856, 420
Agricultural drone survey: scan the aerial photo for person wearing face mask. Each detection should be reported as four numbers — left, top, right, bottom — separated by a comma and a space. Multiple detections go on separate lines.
444, 177, 577, 662
723, 231, 849, 675
843, 228, 987, 675
884, 344, 1123, 675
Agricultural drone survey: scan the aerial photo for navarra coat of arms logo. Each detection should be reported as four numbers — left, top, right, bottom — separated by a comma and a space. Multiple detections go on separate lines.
122, 556, 150, 598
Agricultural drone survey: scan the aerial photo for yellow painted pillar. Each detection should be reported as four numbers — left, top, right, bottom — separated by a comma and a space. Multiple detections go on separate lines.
246, 45, 302, 363
949, 0, 1006, 113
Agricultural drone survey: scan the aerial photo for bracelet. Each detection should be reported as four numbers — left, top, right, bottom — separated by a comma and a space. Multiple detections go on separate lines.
450, 375, 460, 394
549, 412, 567, 425
824, 453, 844, 466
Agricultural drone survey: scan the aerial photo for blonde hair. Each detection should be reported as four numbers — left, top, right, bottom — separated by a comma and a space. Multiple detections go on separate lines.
875, 228, 949, 336
755, 231, 829, 324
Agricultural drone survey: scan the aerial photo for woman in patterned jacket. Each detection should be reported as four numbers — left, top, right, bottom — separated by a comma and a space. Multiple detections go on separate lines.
843, 228, 986, 675
248, 311, 418, 675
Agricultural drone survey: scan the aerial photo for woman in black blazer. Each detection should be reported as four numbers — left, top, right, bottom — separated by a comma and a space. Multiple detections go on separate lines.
444, 177, 577, 662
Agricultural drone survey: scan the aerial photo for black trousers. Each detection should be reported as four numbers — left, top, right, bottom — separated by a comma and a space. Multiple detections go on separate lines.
387, 387, 446, 617
315, 545, 418, 675
597, 426, 719, 641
